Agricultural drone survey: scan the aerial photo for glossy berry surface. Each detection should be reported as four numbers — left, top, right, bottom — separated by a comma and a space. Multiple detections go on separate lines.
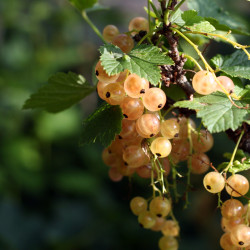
103, 83, 125, 105
103, 25, 119, 42
225, 174, 249, 197
142, 87, 167, 111
161, 118, 180, 139
136, 113, 160, 138
216, 76, 235, 93
192, 70, 217, 95
120, 97, 144, 120
203, 172, 225, 193
138, 211, 156, 229
112, 34, 134, 53
128, 17, 149, 35
130, 196, 147, 215
124, 73, 149, 98
149, 196, 171, 217
150, 137, 172, 158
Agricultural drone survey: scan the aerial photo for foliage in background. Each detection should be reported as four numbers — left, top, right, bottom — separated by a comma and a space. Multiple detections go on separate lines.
0, 0, 250, 249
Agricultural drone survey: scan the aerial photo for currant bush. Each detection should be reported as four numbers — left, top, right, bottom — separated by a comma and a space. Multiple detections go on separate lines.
23, 0, 250, 249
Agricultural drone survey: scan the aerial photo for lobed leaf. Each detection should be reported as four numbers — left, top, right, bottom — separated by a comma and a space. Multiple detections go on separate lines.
100, 44, 174, 85
81, 103, 123, 147
211, 50, 250, 80
187, 0, 248, 33
23, 72, 95, 113
181, 10, 215, 33
174, 91, 250, 133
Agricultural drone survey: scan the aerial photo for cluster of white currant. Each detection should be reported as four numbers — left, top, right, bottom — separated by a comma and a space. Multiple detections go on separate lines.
96, 17, 223, 250
203, 172, 250, 249
130, 196, 179, 250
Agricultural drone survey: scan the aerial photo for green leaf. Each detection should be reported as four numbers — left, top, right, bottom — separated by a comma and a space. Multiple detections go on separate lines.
170, 9, 185, 26
187, 0, 248, 33
182, 10, 203, 26
204, 17, 250, 36
68, 0, 97, 11
229, 158, 250, 173
174, 91, 250, 133
23, 72, 95, 113
99, 44, 124, 75
81, 103, 123, 146
182, 10, 215, 33
100, 44, 174, 85
211, 50, 250, 80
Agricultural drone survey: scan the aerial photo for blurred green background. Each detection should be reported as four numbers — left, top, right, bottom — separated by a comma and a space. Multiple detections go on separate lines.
0, 0, 249, 249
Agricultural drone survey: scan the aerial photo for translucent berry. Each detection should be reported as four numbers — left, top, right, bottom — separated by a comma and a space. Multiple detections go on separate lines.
120, 119, 138, 139
221, 216, 244, 232
109, 136, 124, 155
95, 60, 119, 83
120, 97, 144, 120
161, 118, 180, 139
158, 236, 178, 250
128, 17, 149, 35
118, 164, 135, 177
136, 114, 160, 138
221, 199, 244, 219
108, 167, 123, 182
115, 69, 128, 84
220, 232, 238, 250
138, 211, 156, 229
112, 34, 134, 53
151, 216, 166, 232
190, 153, 210, 174
149, 196, 171, 217
102, 148, 120, 167
97, 81, 110, 100
177, 117, 196, 139
124, 73, 149, 98
192, 70, 217, 95
203, 172, 225, 193
136, 164, 154, 179
171, 138, 190, 163
142, 87, 167, 111
230, 224, 250, 248
103, 83, 125, 105
123, 145, 149, 168
130, 196, 147, 216
161, 220, 180, 237
226, 174, 249, 197
191, 130, 214, 153
103, 25, 119, 43
216, 76, 235, 93
150, 137, 172, 158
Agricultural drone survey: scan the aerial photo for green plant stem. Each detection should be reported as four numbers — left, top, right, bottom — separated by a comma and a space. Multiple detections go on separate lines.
183, 30, 250, 59
217, 192, 223, 208
184, 54, 203, 71
82, 11, 106, 44
147, 0, 152, 33
184, 119, 193, 209
162, 106, 174, 117
149, 0, 161, 19
222, 130, 244, 173
156, 158, 167, 195
165, 0, 173, 24
170, 0, 186, 18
